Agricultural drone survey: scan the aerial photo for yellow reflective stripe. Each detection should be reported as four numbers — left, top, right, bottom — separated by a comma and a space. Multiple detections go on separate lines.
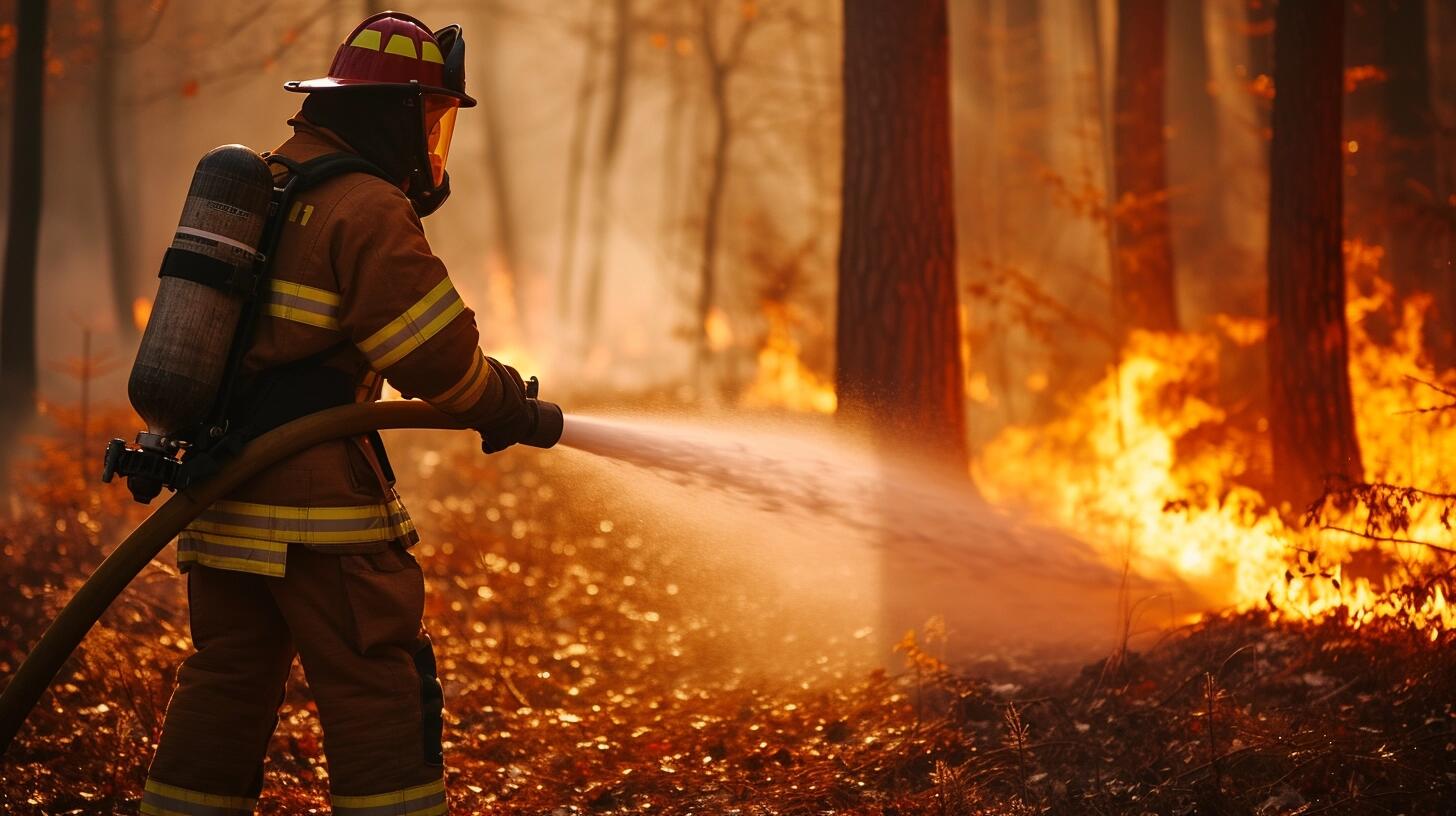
267, 280, 341, 330
358, 278, 465, 370
177, 549, 287, 578
188, 520, 411, 544
208, 499, 405, 521
141, 806, 196, 816
179, 531, 288, 553
185, 499, 415, 545
350, 29, 382, 51
266, 303, 339, 330
332, 778, 446, 810
420, 41, 444, 64
384, 34, 418, 59
270, 280, 340, 306
333, 803, 445, 816
427, 350, 491, 414
143, 779, 256, 811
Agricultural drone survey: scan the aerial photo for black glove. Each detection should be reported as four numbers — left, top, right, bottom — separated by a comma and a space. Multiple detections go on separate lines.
479, 358, 538, 454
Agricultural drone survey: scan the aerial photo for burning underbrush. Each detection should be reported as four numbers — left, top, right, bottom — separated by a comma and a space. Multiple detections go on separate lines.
2, 387, 1455, 813
977, 241, 1456, 642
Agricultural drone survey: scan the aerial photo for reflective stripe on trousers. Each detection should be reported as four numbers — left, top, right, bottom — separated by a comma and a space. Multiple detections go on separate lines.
331, 778, 447, 816
140, 779, 256, 815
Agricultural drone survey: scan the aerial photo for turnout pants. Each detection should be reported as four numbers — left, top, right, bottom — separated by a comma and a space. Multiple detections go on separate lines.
143, 544, 446, 816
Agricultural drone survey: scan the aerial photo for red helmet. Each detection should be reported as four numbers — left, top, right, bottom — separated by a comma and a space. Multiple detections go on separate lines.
286, 12, 474, 216
285, 11, 476, 107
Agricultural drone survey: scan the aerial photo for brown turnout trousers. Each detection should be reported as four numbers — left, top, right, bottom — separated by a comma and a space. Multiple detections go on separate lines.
143, 547, 445, 815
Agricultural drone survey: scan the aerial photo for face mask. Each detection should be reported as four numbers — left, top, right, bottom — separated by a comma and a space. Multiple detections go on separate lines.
410, 169, 450, 218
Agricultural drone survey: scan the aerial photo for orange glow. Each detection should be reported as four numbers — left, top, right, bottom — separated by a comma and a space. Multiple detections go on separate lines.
132, 297, 152, 332
704, 307, 735, 353
975, 240, 1455, 638
741, 304, 836, 414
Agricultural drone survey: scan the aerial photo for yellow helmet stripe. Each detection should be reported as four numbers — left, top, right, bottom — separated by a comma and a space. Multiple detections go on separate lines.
420, 41, 444, 64
384, 33, 419, 59
349, 29, 382, 51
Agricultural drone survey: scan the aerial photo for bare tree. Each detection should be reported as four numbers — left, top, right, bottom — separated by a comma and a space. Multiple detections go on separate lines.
1379, 0, 1448, 366
837, 0, 966, 467
476, 1, 527, 326
1167, 0, 1236, 322
555, 3, 605, 319
582, 0, 635, 343
692, 0, 759, 382
1266, 0, 1362, 507
1111, 0, 1178, 334
1, 0, 49, 436
97, 0, 139, 339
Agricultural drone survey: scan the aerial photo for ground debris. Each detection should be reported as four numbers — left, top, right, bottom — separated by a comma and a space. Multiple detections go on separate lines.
3, 426, 1454, 815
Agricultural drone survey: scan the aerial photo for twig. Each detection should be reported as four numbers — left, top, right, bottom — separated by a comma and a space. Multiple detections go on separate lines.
1319, 525, 1456, 556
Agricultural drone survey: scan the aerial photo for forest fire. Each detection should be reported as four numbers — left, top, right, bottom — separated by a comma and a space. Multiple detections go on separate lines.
5, 0, 1456, 813
978, 239, 1456, 640
741, 303, 836, 414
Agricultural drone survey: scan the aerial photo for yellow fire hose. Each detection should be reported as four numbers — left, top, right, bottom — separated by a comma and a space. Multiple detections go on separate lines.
0, 400, 467, 754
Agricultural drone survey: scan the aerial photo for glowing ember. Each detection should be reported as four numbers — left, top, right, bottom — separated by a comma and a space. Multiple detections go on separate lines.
131, 297, 152, 332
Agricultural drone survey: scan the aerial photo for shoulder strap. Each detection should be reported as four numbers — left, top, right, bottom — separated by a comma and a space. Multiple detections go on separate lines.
264, 151, 392, 192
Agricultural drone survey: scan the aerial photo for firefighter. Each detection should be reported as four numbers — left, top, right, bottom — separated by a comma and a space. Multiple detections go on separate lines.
141, 12, 537, 815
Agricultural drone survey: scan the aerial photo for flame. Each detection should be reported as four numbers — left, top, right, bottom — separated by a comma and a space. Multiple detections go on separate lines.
705, 307, 735, 353
132, 297, 153, 332
741, 303, 836, 415
976, 241, 1453, 637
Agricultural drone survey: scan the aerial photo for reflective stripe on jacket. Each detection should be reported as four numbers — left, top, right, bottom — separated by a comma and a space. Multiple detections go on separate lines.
177, 116, 508, 578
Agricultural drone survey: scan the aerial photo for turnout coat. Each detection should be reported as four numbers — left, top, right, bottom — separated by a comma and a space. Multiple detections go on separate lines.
176, 117, 507, 577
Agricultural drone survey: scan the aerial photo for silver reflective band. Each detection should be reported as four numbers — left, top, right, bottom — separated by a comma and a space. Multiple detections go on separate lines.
174, 226, 261, 257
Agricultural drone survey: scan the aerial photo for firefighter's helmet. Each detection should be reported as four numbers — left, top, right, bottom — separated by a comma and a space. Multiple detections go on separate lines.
286, 12, 474, 215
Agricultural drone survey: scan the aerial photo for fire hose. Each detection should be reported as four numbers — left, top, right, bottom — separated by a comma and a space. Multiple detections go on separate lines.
0, 400, 492, 755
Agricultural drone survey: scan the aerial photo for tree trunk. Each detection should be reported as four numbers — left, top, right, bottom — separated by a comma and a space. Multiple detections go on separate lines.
582, 0, 634, 344
694, 0, 749, 388
476, 2, 526, 330
555, 3, 604, 319
1380, 0, 1449, 365
98, 0, 137, 339
696, 65, 731, 384
1167, 0, 1234, 324
837, 0, 967, 468
1245, 0, 1275, 89
0, 0, 48, 436
1112, 0, 1178, 334
1267, 0, 1362, 507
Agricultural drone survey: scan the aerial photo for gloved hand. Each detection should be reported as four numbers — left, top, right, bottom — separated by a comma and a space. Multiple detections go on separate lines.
478, 357, 538, 454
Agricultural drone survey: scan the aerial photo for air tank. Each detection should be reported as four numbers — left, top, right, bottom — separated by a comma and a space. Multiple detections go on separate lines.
128, 145, 274, 445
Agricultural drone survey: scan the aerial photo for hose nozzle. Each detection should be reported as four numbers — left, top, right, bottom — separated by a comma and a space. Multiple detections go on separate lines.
526, 400, 563, 448
522, 375, 563, 449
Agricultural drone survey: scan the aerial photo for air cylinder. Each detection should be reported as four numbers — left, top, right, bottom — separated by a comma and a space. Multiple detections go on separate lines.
128, 145, 274, 444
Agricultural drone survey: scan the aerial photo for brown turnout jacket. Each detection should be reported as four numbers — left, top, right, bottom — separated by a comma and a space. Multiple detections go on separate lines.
177, 118, 506, 577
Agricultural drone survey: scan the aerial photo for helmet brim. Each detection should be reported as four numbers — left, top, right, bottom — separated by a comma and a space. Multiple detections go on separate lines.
284, 78, 477, 108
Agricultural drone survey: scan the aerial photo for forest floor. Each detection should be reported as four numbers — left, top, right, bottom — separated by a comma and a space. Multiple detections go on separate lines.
2, 413, 1454, 815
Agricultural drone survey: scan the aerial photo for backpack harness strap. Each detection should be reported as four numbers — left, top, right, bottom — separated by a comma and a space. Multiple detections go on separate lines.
176, 152, 394, 490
